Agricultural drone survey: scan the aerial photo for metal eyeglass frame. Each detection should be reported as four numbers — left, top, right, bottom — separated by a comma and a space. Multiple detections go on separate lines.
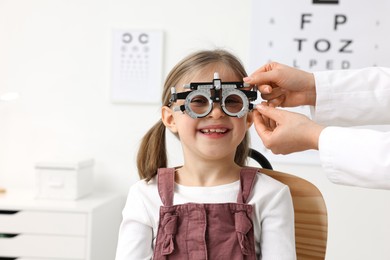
169, 72, 257, 119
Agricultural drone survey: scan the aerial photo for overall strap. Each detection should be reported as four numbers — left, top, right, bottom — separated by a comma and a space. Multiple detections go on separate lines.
157, 168, 175, 206
237, 167, 258, 204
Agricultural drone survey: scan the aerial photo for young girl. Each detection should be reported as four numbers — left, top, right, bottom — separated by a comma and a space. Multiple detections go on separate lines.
115, 49, 296, 259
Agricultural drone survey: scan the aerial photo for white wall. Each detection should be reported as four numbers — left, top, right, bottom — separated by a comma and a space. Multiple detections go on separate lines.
0, 1, 389, 259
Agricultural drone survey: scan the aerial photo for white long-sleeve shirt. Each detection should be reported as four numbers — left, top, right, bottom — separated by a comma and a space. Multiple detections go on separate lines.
115, 172, 296, 260
313, 67, 390, 189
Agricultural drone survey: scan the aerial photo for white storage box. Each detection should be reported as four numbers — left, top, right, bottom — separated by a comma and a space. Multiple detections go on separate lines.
35, 159, 94, 200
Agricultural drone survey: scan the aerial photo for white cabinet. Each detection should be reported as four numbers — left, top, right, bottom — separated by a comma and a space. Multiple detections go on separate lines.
0, 190, 124, 260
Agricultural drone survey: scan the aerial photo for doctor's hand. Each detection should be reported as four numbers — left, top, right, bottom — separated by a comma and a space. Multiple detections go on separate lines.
244, 62, 317, 108
253, 104, 325, 155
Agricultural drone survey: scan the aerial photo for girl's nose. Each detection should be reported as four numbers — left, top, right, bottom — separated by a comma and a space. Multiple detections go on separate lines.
208, 102, 225, 119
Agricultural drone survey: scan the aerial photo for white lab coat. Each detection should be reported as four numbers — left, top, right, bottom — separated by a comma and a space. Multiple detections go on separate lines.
312, 67, 390, 189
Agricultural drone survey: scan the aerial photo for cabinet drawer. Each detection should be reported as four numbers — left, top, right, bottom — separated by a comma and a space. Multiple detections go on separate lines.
0, 210, 86, 235
0, 234, 85, 259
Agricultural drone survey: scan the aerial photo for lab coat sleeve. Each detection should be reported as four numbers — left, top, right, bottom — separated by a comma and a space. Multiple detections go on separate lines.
319, 126, 390, 189
115, 183, 154, 260
312, 67, 390, 189
313, 67, 390, 126
260, 185, 296, 260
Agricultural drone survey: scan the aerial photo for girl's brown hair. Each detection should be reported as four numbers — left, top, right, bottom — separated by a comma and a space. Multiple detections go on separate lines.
137, 49, 251, 181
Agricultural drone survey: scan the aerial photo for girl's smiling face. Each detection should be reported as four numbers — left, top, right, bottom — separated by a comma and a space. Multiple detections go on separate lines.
162, 64, 253, 164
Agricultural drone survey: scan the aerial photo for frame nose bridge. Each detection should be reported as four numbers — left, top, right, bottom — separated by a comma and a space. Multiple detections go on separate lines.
210, 88, 222, 103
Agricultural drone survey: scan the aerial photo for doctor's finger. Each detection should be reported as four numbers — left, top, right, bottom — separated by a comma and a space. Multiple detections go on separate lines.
253, 110, 273, 141
261, 95, 285, 108
260, 86, 284, 99
244, 64, 279, 86
257, 84, 273, 94
255, 104, 284, 123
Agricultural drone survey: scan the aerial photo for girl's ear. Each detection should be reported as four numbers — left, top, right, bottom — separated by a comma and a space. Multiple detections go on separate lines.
246, 110, 254, 129
162, 106, 178, 133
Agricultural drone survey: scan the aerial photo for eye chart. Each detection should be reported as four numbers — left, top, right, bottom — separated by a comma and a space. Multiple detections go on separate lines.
249, 0, 390, 164
111, 30, 164, 104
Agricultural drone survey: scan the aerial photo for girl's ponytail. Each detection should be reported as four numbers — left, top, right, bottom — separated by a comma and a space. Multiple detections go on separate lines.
137, 120, 167, 181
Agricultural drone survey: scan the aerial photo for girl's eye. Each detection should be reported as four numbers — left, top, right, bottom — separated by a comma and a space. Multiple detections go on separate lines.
190, 96, 208, 106
192, 98, 206, 103
225, 96, 242, 105
225, 95, 244, 113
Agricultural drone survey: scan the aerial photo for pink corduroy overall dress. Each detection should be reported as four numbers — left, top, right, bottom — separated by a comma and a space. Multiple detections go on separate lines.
153, 167, 258, 260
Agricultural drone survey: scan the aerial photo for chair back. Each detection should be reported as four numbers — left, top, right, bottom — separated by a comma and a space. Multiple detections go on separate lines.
260, 168, 328, 260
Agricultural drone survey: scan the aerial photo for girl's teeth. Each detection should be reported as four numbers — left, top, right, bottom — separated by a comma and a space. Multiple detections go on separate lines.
201, 129, 227, 133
